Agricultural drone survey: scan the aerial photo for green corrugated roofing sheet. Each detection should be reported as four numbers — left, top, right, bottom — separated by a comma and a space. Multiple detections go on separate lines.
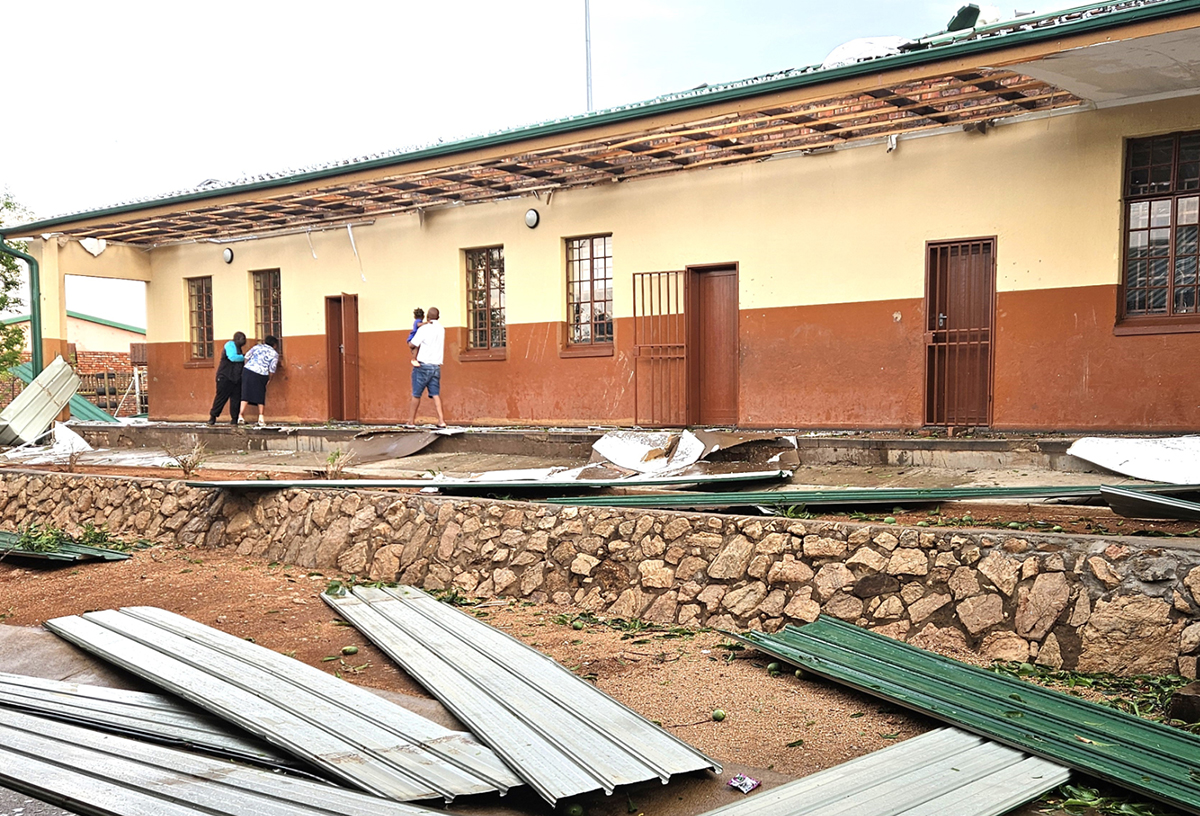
8, 363, 118, 423
541, 484, 1167, 509
0, 531, 129, 563
735, 617, 1200, 815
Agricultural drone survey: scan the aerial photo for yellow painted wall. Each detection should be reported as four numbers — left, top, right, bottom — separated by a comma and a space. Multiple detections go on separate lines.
91, 94, 1200, 343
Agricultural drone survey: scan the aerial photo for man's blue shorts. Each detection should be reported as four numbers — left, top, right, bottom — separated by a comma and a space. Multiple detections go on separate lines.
412, 363, 441, 397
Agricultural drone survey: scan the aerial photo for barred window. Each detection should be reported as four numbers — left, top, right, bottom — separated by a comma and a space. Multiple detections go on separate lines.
1123, 131, 1200, 321
252, 269, 282, 339
466, 246, 505, 350
187, 277, 213, 359
566, 235, 613, 345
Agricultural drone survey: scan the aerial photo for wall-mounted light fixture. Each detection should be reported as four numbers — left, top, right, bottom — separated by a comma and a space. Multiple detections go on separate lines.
525, 208, 540, 229
222, 247, 234, 264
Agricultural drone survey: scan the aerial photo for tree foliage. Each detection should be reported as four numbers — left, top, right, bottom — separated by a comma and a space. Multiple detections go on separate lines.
0, 192, 31, 371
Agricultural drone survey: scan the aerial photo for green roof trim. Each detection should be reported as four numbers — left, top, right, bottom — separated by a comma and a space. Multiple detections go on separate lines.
738, 617, 1200, 816
0, 311, 145, 335
7, 0, 1198, 237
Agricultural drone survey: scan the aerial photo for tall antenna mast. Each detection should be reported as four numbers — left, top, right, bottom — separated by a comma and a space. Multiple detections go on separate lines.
585, 0, 593, 111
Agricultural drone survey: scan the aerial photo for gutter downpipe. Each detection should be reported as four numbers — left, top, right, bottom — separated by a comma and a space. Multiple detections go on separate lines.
0, 234, 43, 375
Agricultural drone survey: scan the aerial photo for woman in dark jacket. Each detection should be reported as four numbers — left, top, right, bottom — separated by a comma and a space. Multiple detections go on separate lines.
208, 331, 246, 424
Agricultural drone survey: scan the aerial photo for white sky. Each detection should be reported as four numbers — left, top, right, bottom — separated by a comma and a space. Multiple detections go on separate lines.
0, 0, 1069, 324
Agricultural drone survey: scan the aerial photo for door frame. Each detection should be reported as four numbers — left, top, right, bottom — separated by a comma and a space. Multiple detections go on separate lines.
324, 294, 360, 421
686, 262, 740, 426
922, 237, 996, 428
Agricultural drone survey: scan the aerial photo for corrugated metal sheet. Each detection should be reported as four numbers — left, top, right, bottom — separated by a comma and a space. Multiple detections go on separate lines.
0, 356, 81, 445
0, 669, 294, 768
0, 706, 439, 816
695, 727, 1068, 816
736, 617, 1200, 816
44, 607, 521, 803
322, 585, 721, 805
1101, 484, 1200, 521
9, 361, 118, 423
0, 530, 131, 563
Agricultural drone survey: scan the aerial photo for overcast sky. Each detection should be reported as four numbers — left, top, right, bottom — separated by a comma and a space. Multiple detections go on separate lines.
0, 0, 1067, 323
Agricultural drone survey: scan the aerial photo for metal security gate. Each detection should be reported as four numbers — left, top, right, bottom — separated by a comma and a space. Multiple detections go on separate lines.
633, 270, 687, 426
925, 238, 995, 427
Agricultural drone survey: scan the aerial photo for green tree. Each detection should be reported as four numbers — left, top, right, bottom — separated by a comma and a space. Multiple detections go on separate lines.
0, 191, 31, 371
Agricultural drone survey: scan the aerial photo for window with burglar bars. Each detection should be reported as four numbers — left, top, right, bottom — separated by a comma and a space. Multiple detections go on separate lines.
1122, 130, 1200, 324
187, 276, 213, 359
252, 269, 282, 339
466, 246, 506, 350
566, 235, 613, 346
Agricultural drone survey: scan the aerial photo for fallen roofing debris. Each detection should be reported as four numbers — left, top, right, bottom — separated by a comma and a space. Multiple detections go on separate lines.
44, 606, 521, 802
584, 428, 800, 479
542, 484, 1129, 510
8, 361, 118, 424
695, 727, 1068, 816
322, 585, 722, 805
0, 669, 295, 769
0, 356, 81, 446
0, 529, 130, 563
735, 616, 1200, 816
0, 706, 438, 816
186, 468, 793, 492
1101, 484, 1200, 521
1068, 436, 1200, 484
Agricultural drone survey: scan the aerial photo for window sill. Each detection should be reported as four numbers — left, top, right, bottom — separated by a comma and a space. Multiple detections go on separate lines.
560, 343, 614, 359
1113, 319, 1200, 336
184, 359, 214, 369
459, 348, 507, 362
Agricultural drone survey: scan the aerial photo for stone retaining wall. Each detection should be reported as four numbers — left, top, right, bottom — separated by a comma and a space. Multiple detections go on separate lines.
6, 470, 1200, 677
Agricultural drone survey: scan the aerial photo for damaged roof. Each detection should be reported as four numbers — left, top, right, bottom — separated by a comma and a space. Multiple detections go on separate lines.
7, 0, 1198, 244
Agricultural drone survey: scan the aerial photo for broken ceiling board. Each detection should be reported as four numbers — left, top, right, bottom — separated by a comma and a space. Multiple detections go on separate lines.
1068, 436, 1200, 484
322, 585, 722, 805
0, 669, 294, 769
43, 607, 521, 803
735, 617, 1200, 816
0, 706, 439, 816
1100, 485, 1200, 521
693, 727, 1068, 816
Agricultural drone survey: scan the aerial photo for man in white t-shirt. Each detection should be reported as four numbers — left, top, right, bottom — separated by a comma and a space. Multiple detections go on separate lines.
408, 306, 446, 427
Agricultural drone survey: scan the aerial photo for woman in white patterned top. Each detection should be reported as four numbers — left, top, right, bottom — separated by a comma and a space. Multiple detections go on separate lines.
238, 336, 280, 426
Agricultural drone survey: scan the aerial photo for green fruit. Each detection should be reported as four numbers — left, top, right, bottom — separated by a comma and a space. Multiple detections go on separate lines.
341, 645, 359, 656
712, 709, 726, 722
883, 516, 896, 525
1052, 525, 1064, 533
766, 662, 781, 673
915, 521, 930, 527
565, 805, 584, 816
1008, 521, 1022, 529
572, 620, 585, 630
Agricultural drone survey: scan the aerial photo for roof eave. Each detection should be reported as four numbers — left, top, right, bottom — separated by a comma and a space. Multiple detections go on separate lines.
9, 0, 1200, 238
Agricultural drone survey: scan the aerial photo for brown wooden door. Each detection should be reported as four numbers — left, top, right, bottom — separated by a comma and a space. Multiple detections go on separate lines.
324, 294, 360, 421
925, 239, 995, 427
632, 270, 688, 426
691, 265, 739, 426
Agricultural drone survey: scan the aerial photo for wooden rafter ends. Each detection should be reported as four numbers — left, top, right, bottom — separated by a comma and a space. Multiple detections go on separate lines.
66, 68, 1081, 245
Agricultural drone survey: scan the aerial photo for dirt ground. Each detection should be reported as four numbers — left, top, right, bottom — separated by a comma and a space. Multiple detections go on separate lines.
1, 543, 1181, 816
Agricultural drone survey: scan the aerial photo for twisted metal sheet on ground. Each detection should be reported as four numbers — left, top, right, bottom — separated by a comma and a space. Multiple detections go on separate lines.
0, 669, 294, 768
44, 607, 521, 803
735, 617, 1200, 816
322, 585, 721, 805
0, 706, 438, 816
695, 727, 1068, 816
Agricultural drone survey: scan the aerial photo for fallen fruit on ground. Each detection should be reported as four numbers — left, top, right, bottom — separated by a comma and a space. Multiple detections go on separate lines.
712, 708, 726, 722
341, 645, 358, 655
